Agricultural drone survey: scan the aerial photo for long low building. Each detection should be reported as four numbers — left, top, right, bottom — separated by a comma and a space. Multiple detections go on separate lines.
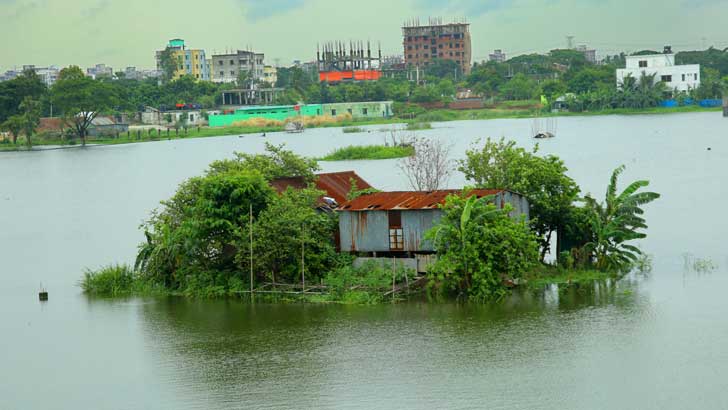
208, 101, 393, 127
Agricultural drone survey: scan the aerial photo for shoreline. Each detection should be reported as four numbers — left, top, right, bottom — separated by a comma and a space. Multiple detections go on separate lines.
1, 105, 720, 152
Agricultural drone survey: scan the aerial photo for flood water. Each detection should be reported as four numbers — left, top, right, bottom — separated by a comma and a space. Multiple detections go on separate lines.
1, 112, 727, 409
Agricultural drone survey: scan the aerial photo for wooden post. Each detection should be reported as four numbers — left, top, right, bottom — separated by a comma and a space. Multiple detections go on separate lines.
249, 204, 253, 295
392, 258, 396, 302
723, 96, 728, 117
301, 223, 306, 293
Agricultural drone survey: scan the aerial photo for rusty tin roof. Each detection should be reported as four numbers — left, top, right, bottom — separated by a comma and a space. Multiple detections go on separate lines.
337, 189, 505, 211
270, 171, 372, 205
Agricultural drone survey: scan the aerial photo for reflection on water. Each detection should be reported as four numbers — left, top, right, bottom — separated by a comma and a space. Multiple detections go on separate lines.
136, 280, 647, 409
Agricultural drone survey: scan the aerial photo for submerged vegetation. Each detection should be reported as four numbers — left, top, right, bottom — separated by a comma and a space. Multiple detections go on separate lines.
318, 144, 414, 161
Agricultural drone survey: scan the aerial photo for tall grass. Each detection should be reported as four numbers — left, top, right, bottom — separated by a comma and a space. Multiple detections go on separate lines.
80, 264, 163, 296
342, 127, 366, 133
406, 122, 433, 130
318, 144, 414, 161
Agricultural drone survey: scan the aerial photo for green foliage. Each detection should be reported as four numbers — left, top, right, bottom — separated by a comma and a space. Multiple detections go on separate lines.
499, 73, 538, 101
1, 115, 24, 144
81, 264, 163, 296
318, 145, 414, 161
245, 187, 339, 284
582, 165, 660, 271
208, 142, 320, 181
342, 127, 366, 133
324, 261, 414, 304
0, 69, 46, 123
134, 144, 339, 294
158, 47, 178, 82
459, 138, 580, 259
406, 121, 433, 130
426, 194, 539, 301
52, 66, 118, 145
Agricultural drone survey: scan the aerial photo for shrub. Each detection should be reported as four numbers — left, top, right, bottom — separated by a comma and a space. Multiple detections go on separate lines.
80, 264, 157, 296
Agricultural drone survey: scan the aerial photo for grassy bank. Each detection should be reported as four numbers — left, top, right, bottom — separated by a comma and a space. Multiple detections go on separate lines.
6, 104, 719, 152
523, 266, 621, 289
318, 144, 414, 161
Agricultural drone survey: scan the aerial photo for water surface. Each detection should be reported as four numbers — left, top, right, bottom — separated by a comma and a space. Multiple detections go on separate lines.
1, 112, 727, 409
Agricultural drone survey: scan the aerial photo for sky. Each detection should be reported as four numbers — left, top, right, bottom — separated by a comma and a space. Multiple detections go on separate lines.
1, 0, 727, 71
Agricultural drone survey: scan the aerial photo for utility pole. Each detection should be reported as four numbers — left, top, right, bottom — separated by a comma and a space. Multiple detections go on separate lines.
249, 204, 253, 294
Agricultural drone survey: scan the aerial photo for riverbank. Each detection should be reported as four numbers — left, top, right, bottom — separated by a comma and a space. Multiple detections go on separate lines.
0, 104, 720, 152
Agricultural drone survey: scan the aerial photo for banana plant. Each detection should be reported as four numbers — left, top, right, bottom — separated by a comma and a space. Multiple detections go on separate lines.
583, 165, 660, 271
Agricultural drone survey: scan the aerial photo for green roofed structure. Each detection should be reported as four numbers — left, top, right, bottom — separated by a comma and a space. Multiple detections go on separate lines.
208, 101, 393, 127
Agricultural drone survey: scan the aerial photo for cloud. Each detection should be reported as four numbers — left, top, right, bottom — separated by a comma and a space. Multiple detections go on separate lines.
238, 0, 305, 20
82, 0, 111, 18
415, 0, 514, 16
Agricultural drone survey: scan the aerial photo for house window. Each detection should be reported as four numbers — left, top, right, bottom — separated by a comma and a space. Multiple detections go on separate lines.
682, 74, 686, 81
388, 211, 403, 251
331, 109, 337, 116
661, 75, 672, 82
362, 108, 368, 115
639, 60, 647, 68
347, 108, 353, 114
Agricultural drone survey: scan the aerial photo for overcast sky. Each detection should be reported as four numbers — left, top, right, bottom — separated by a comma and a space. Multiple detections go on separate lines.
1, 0, 726, 71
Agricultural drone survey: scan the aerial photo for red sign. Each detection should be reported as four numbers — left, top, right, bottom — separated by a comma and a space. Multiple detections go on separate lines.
294, 105, 300, 111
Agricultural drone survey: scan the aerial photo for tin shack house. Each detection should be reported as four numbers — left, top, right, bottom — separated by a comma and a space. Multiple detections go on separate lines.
337, 189, 529, 257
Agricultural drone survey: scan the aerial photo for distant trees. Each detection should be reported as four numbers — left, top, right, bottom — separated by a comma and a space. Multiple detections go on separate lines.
0, 69, 46, 124
19, 96, 41, 147
52, 66, 118, 146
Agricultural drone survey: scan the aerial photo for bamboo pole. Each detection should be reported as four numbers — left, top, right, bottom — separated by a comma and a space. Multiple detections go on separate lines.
249, 204, 253, 294
392, 258, 396, 302
301, 223, 306, 293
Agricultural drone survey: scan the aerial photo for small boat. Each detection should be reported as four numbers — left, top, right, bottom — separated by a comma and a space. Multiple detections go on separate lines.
285, 121, 304, 134
534, 132, 555, 139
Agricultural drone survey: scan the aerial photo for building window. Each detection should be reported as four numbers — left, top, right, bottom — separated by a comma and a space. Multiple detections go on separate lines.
661, 75, 672, 82
362, 108, 368, 115
331, 109, 336, 116
388, 211, 403, 251
230, 71, 235, 76
219, 71, 224, 77
230, 60, 234, 65
639, 60, 648, 68
347, 108, 353, 114
682, 74, 686, 81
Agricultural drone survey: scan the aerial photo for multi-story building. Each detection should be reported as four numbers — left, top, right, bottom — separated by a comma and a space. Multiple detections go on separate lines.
489, 49, 506, 63
211, 50, 265, 84
317, 41, 382, 83
576, 45, 597, 63
86, 64, 113, 79
402, 18, 472, 75
262, 65, 277, 86
616, 46, 700, 93
21, 65, 60, 86
155, 39, 210, 81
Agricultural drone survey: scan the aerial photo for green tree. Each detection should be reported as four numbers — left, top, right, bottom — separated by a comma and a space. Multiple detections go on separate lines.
0, 69, 47, 123
246, 187, 338, 284
427, 194, 539, 301
207, 142, 319, 181
158, 48, 179, 82
52, 66, 118, 146
19, 96, 41, 148
1, 115, 24, 144
499, 73, 538, 100
459, 138, 580, 259
425, 59, 461, 79
582, 165, 660, 271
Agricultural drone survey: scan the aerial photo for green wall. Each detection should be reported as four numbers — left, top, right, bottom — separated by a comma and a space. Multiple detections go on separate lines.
208, 101, 393, 127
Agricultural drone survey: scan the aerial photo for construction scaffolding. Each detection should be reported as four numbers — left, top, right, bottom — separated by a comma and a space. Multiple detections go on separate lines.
317, 40, 382, 83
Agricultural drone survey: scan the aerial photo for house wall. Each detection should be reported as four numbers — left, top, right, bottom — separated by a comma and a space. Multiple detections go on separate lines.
208, 104, 324, 127
339, 192, 530, 254
616, 54, 700, 92
322, 101, 393, 118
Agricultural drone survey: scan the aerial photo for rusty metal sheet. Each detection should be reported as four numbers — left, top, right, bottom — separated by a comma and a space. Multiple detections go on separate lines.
337, 189, 507, 211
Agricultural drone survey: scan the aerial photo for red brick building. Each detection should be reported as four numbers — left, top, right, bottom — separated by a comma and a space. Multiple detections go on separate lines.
402, 20, 472, 75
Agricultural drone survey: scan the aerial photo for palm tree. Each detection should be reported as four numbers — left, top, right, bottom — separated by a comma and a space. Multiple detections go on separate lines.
582, 165, 660, 271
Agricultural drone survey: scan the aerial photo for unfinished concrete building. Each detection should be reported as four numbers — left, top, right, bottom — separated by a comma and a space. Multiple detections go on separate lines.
317, 41, 382, 83
402, 18, 472, 75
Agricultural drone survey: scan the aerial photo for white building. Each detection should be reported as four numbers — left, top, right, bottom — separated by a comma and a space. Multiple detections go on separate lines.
211, 50, 265, 84
616, 49, 700, 93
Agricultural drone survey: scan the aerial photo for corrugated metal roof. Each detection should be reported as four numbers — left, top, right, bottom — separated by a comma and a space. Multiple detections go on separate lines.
270, 171, 372, 205
337, 189, 505, 211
